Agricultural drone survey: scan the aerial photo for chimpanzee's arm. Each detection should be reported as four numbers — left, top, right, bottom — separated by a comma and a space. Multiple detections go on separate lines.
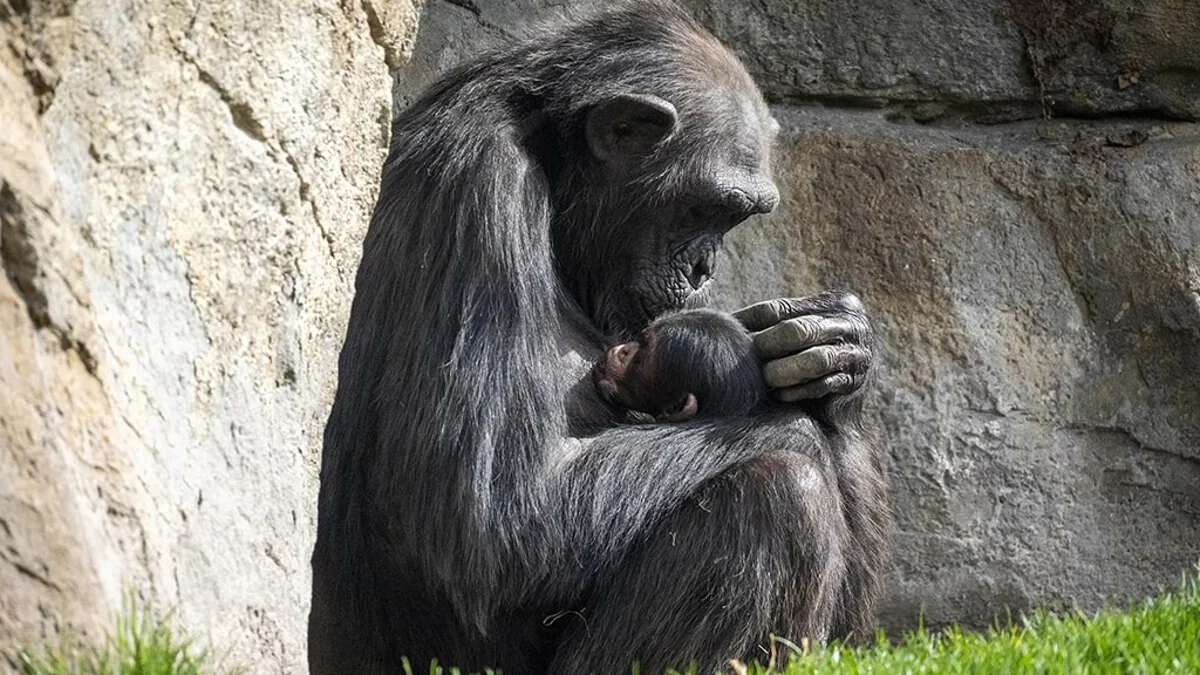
545, 411, 869, 672
552, 410, 829, 556
734, 290, 888, 641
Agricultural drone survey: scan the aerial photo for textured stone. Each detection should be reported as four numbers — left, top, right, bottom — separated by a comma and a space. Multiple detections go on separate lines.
0, 0, 414, 671
1006, 0, 1200, 120
690, 0, 1200, 121
688, 0, 1033, 111
713, 107, 1200, 631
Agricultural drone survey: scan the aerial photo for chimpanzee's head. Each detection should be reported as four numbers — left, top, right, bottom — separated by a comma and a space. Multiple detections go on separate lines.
592, 308, 765, 421
530, 3, 779, 337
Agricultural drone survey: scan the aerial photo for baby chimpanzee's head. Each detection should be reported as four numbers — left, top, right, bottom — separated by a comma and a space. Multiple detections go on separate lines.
592, 308, 766, 422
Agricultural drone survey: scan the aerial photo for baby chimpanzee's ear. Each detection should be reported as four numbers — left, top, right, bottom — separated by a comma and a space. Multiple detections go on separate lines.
657, 393, 699, 423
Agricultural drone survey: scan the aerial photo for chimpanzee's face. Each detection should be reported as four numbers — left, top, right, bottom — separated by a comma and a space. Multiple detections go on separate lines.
591, 322, 704, 423
591, 330, 661, 414
553, 71, 780, 338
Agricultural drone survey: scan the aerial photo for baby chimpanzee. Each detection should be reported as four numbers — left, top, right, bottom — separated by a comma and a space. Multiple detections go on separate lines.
592, 308, 767, 423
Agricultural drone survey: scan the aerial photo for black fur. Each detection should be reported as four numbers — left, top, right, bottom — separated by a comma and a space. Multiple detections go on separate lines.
649, 309, 764, 417
592, 308, 766, 422
309, 3, 887, 674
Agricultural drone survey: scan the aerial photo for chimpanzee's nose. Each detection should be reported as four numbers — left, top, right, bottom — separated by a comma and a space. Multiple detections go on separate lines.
693, 180, 781, 232
753, 181, 780, 215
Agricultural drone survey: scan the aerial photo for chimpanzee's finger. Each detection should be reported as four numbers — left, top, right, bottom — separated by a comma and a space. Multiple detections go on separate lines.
753, 315, 857, 358
773, 373, 855, 402
733, 291, 865, 331
762, 344, 869, 390
733, 298, 819, 331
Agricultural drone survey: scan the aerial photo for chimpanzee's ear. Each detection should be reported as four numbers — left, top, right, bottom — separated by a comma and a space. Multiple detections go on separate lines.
657, 393, 699, 423
585, 94, 678, 165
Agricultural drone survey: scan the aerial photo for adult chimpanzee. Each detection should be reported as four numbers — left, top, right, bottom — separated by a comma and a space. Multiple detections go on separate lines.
590, 308, 766, 424
309, 2, 887, 674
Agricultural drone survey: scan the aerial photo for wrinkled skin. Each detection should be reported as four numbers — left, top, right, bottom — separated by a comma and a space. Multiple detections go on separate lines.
737, 292, 875, 416
553, 89, 784, 338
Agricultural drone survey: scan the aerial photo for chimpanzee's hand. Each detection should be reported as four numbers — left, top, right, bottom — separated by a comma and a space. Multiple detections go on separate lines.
733, 291, 874, 423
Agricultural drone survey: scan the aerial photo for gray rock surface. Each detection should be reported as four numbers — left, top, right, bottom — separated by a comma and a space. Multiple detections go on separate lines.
1, 0, 417, 671
716, 108, 1200, 631
2, 0, 1198, 671
691, 0, 1200, 121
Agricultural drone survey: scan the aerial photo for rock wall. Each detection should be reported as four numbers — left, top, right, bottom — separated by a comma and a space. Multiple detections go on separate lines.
729, 109, 1200, 631
0, 0, 418, 672
1, 0, 1197, 672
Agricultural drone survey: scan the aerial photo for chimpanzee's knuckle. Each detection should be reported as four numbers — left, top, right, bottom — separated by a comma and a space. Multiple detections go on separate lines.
832, 316, 869, 348
787, 317, 818, 345
830, 345, 850, 368
837, 292, 864, 313
764, 360, 789, 388
830, 373, 854, 392
831, 352, 862, 378
818, 346, 838, 373
779, 298, 808, 320
857, 314, 875, 338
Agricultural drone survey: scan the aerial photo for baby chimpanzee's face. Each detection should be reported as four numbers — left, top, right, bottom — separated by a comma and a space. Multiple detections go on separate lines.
592, 328, 699, 421
592, 309, 764, 422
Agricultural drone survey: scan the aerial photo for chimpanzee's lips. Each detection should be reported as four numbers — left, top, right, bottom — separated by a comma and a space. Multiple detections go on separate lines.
681, 237, 720, 292
611, 236, 724, 335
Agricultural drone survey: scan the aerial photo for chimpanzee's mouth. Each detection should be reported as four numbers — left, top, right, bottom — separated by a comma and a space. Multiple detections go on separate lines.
634, 237, 722, 323
687, 249, 713, 291
610, 237, 724, 336
675, 237, 720, 294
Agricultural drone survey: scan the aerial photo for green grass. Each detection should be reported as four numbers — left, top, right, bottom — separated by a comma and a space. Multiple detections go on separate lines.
737, 568, 1200, 675
12, 602, 235, 675
12, 571, 1199, 675
402, 568, 1200, 675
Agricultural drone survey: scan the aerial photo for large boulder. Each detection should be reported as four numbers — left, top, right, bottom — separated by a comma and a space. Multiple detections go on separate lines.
0, 0, 417, 671
714, 108, 1200, 630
